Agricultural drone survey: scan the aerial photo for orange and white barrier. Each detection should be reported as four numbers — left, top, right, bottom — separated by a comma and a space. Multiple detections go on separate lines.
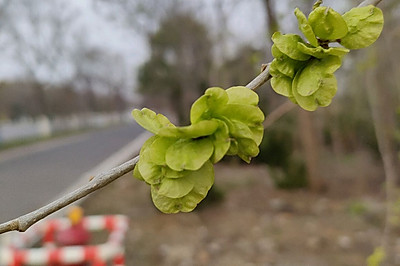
0, 215, 128, 266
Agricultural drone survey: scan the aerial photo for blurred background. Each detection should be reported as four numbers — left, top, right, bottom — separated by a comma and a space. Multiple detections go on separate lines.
0, 0, 400, 265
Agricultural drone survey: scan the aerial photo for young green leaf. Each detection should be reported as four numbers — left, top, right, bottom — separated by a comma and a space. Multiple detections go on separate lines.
133, 136, 161, 184
187, 160, 214, 196
226, 139, 239, 155
139, 135, 158, 156
157, 177, 194, 198
294, 8, 319, 47
318, 55, 342, 73
292, 67, 338, 111
308, 7, 348, 40
250, 124, 264, 146
269, 65, 284, 77
136, 136, 168, 184
292, 69, 318, 111
151, 187, 203, 213
221, 118, 252, 140
340, 5, 384, 49
270, 58, 301, 79
205, 87, 229, 106
147, 137, 178, 165
271, 44, 284, 58
219, 104, 265, 126
163, 167, 184, 179
210, 120, 231, 163
219, 117, 261, 162
297, 43, 349, 59
137, 159, 164, 185
166, 138, 214, 171
226, 86, 259, 106
151, 161, 214, 213
237, 138, 259, 163
314, 74, 337, 107
271, 32, 311, 61
271, 75, 294, 97
133, 164, 145, 182
158, 120, 219, 138
189, 96, 208, 124
150, 186, 199, 213
190, 87, 228, 123
295, 56, 341, 96
132, 108, 175, 134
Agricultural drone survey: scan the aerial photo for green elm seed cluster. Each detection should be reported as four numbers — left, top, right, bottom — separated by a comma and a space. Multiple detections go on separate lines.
132, 86, 264, 213
270, 4, 384, 111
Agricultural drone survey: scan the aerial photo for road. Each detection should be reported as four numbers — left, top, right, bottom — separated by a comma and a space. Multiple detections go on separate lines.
0, 123, 144, 223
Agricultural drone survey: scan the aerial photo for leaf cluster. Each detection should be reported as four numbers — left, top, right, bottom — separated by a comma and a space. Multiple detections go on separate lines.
270, 5, 384, 111
132, 86, 264, 213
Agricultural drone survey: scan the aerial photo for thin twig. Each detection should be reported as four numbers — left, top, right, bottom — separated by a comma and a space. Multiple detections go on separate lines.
246, 63, 272, 90
263, 101, 296, 129
358, 0, 382, 7
0, 156, 139, 234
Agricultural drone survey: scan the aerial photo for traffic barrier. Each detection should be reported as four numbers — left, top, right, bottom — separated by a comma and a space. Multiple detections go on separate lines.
0, 215, 129, 265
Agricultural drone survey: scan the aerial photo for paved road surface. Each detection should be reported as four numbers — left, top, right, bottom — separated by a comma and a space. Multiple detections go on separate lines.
0, 124, 144, 223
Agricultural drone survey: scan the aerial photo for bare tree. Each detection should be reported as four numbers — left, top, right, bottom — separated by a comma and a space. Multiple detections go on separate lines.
93, 0, 181, 34
0, 0, 78, 115
138, 12, 212, 124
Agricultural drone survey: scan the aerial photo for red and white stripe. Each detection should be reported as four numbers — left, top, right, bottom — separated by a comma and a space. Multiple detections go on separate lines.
0, 215, 128, 266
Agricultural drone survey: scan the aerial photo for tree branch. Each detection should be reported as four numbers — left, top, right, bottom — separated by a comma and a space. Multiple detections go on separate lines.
263, 101, 296, 128
358, 0, 382, 7
0, 156, 139, 234
246, 63, 272, 90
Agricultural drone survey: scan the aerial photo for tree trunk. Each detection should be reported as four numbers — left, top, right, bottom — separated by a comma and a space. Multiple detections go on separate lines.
366, 68, 400, 265
32, 82, 49, 116
171, 85, 186, 125
298, 110, 326, 192
263, 0, 279, 38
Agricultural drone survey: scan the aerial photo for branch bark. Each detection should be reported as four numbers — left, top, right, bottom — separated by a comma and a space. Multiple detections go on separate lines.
246, 64, 271, 91
358, 0, 382, 7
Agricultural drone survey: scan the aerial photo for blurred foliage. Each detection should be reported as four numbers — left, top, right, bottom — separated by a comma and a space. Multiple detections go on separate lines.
138, 12, 212, 124
268, 159, 308, 189
217, 45, 264, 88
256, 126, 293, 168
347, 200, 368, 216
367, 247, 385, 266
254, 116, 308, 189
322, 102, 379, 156
196, 185, 225, 210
